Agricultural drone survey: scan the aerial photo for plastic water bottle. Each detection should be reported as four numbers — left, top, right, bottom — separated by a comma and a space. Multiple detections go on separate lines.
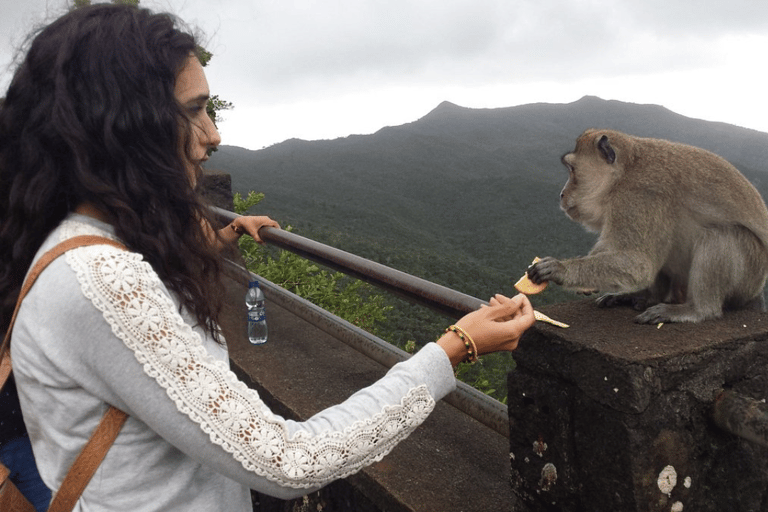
245, 280, 268, 345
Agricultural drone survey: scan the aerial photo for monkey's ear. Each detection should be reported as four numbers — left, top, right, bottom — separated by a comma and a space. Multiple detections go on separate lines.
597, 135, 616, 164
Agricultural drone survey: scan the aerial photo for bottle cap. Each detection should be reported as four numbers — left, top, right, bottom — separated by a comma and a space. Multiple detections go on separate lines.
248, 280, 260, 288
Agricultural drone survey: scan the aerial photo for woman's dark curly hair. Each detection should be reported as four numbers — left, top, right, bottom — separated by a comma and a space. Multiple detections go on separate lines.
0, 4, 225, 340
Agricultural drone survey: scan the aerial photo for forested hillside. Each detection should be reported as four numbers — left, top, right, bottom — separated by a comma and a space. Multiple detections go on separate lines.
209, 94, 768, 298
208, 95, 768, 353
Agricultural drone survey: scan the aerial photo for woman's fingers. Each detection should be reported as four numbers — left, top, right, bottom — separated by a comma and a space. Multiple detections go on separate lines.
512, 294, 535, 327
439, 293, 536, 364
483, 294, 531, 322
454, 293, 534, 353
240, 216, 280, 243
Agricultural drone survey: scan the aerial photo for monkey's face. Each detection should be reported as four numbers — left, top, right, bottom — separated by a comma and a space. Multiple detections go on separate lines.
558, 132, 620, 233
559, 154, 598, 230
559, 153, 579, 217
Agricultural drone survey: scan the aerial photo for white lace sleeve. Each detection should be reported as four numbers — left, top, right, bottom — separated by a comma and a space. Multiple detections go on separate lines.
64, 239, 439, 489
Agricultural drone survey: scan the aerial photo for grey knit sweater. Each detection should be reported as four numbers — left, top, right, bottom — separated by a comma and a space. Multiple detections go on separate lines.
11, 215, 456, 511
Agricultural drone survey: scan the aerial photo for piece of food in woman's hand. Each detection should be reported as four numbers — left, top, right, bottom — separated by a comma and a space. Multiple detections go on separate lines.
534, 310, 569, 328
514, 257, 548, 294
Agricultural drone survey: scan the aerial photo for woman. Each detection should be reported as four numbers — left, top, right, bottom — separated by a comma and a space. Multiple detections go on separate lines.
0, 4, 535, 510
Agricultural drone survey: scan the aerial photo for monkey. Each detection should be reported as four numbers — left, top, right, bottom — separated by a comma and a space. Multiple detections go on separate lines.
527, 129, 768, 324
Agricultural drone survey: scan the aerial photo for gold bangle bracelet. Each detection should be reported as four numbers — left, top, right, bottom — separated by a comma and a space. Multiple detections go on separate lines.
452, 325, 479, 363
445, 325, 479, 364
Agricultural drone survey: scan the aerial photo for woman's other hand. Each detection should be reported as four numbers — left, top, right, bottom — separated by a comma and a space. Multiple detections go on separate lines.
230, 216, 280, 244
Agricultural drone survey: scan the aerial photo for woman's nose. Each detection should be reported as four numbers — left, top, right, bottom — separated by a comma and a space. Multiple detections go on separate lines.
204, 115, 222, 149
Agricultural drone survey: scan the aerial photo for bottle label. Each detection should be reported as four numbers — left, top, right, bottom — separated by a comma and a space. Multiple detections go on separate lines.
248, 310, 266, 323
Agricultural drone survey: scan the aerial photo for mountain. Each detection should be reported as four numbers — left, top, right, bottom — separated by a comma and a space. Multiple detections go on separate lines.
207, 95, 768, 307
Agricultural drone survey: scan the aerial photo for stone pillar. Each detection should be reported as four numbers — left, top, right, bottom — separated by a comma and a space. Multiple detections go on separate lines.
507, 299, 768, 512
200, 168, 234, 211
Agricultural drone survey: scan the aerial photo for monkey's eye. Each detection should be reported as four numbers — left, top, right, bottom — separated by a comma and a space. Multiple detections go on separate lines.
566, 165, 577, 184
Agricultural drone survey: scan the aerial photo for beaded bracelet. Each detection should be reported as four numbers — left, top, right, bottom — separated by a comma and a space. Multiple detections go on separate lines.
445, 325, 479, 364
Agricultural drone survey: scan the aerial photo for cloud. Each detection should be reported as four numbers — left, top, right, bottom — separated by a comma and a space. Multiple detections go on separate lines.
2, 0, 767, 149
208, 1, 506, 96
627, 0, 768, 34
196, 0, 768, 102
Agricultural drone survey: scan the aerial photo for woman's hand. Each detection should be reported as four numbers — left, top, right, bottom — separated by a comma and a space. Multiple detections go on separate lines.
437, 294, 535, 366
209, 215, 280, 251
230, 216, 280, 244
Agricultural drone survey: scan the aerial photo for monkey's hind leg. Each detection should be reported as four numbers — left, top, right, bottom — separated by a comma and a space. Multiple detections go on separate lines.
596, 291, 654, 311
635, 226, 768, 324
597, 273, 671, 311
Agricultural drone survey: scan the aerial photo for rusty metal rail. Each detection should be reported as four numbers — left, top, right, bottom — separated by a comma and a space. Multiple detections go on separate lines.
212, 207, 509, 438
212, 207, 485, 318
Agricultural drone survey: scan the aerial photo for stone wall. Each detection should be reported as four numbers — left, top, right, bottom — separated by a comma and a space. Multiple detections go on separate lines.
508, 299, 768, 512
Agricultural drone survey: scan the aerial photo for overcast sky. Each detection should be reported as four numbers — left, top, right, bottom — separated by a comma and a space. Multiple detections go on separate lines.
2, 0, 767, 150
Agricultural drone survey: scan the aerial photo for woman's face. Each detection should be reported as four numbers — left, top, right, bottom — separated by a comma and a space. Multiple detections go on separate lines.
174, 54, 222, 188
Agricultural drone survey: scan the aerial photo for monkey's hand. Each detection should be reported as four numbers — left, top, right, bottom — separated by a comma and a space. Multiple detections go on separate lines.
527, 257, 566, 286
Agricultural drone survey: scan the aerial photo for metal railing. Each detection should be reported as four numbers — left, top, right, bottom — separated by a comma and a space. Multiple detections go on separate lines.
212, 207, 509, 438
213, 207, 485, 317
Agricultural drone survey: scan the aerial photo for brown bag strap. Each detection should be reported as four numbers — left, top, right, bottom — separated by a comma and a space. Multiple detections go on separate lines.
0, 235, 129, 512
0, 355, 9, 392
1, 462, 37, 512
47, 406, 128, 512
1, 235, 127, 367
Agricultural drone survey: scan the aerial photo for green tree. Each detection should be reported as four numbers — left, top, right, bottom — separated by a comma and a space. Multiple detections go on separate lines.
234, 191, 392, 335
206, 95, 234, 127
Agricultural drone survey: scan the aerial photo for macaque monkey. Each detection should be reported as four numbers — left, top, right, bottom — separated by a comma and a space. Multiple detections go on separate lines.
527, 129, 768, 324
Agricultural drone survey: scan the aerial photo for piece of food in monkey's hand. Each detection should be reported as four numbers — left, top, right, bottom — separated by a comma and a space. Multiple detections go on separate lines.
515, 257, 548, 294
